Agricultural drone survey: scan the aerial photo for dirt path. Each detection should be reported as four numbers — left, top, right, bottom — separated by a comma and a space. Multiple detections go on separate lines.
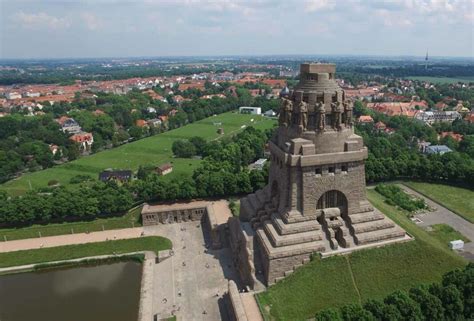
0, 227, 144, 253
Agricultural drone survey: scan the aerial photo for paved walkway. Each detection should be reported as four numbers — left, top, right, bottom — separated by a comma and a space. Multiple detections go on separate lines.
146, 221, 237, 321
400, 184, 474, 259
0, 227, 144, 253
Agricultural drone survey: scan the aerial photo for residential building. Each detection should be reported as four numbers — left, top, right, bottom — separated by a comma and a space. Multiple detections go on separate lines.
425, 145, 452, 155
156, 163, 173, 176
415, 111, 461, 124
358, 115, 374, 123
56, 116, 82, 134
239, 107, 261, 115
264, 109, 277, 117
69, 132, 94, 152
5, 92, 22, 100
99, 170, 132, 182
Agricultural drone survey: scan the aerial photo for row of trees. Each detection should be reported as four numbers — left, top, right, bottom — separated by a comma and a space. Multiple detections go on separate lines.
315, 263, 473, 321
0, 181, 133, 226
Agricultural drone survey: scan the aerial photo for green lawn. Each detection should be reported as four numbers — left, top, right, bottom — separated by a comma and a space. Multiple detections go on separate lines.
403, 181, 474, 223
0, 112, 276, 196
428, 224, 470, 247
0, 206, 143, 242
407, 76, 474, 84
0, 236, 172, 268
257, 189, 466, 321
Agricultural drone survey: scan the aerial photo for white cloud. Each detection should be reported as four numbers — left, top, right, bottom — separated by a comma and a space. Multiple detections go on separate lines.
13, 11, 71, 30
81, 12, 102, 31
305, 0, 335, 12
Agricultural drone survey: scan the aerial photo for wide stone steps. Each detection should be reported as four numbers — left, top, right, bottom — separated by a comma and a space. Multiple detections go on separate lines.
272, 215, 321, 235
355, 227, 405, 245
256, 229, 326, 260
349, 211, 385, 224
263, 220, 322, 247
352, 220, 395, 234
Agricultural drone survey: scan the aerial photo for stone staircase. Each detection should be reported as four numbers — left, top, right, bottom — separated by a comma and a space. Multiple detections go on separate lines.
346, 210, 406, 246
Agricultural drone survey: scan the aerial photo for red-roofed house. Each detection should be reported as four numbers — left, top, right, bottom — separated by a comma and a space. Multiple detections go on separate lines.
374, 121, 386, 131
439, 132, 463, 142
136, 119, 148, 127
69, 132, 94, 152
92, 109, 105, 116
358, 115, 374, 123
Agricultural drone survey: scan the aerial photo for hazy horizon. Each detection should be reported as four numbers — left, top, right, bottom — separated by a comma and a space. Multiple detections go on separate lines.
1, 0, 473, 59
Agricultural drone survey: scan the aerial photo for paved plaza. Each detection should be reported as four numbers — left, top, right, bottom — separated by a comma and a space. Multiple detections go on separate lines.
146, 221, 237, 321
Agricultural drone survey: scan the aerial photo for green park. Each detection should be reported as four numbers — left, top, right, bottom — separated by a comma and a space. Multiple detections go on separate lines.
0, 111, 275, 196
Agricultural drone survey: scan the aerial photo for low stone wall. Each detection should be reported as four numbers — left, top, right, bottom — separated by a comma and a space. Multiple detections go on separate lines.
141, 203, 208, 225
138, 252, 156, 321
228, 280, 249, 321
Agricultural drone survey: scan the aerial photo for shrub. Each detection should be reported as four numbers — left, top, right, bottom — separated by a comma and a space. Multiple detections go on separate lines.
375, 184, 427, 212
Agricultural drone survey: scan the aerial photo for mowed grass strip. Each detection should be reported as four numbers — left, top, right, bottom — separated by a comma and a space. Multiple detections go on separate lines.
428, 224, 471, 246
0, 236, 171, 268
257, 255, 360, 321
0, 112, 276, 196
0, 207, 142, 242
407, 76, 474, 84
257, 190, 466, 321
403, 181, 474, 223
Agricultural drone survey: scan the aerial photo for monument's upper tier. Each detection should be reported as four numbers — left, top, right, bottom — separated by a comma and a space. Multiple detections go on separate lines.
294, 63, 341, 93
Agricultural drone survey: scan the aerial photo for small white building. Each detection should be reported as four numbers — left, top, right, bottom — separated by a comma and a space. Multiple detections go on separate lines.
6, 92, 22, 100
450, 240, 464, 250
239, 106, 261, 115
251, 158, 267, 170
264, 109, 277, 117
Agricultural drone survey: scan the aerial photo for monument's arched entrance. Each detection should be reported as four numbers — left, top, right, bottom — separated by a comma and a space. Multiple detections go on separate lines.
316, 190, 350, 249
316, 190, 347, 213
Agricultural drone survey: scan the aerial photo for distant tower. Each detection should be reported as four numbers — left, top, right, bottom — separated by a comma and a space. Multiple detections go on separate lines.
425, 50, 429, 70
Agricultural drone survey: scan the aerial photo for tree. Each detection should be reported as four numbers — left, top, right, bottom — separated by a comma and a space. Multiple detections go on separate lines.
384, 290, 422, 321
189, 136, 208, 156
315, 308, 343, 321
339, 304, 375, 321
364, 299, 402, 321
172, 139, 197, 158
409, 286, 444, 321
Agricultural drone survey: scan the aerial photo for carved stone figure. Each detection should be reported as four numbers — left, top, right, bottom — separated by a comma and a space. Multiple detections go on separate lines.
317, 102, 326, 130
331, 102, 343, 130
298, 101, 308, 130
279, 98, 293, 127
344, 100, 354, 127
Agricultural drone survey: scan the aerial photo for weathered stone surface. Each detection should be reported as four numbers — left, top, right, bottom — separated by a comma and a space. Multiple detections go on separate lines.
232, 63, 408, 287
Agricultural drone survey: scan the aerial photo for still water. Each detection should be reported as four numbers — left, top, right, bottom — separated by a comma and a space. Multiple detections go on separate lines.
0, 261, 142, 321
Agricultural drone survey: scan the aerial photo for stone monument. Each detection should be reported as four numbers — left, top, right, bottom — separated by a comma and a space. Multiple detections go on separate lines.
229, 63, 408, 287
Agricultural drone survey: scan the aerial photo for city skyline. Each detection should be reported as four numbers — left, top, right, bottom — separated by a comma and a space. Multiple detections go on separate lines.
1, 0, 473, 59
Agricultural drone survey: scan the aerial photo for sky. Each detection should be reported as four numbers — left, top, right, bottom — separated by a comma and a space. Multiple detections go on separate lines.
0, 0, 473, 59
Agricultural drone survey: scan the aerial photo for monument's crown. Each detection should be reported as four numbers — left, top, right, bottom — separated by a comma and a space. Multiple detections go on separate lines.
300, 63, 336, 75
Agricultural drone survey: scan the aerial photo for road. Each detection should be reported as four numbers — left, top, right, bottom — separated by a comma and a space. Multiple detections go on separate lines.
400, 184, 474, 260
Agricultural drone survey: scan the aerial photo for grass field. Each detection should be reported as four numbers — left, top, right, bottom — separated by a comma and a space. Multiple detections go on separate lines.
403, 181, 474, 223
0, 112, 276, 196
407, 76, 474, 84
257, 189, 466, 321
428, 224, 470, 247
0, 236, 172, 268
0, 206, 143, 242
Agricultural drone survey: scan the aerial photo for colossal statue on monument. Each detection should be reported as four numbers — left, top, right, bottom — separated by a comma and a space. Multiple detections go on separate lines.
229, 63, 407, 288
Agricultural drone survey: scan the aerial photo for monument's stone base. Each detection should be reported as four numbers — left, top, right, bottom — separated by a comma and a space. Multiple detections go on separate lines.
233, 187, 408, 286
